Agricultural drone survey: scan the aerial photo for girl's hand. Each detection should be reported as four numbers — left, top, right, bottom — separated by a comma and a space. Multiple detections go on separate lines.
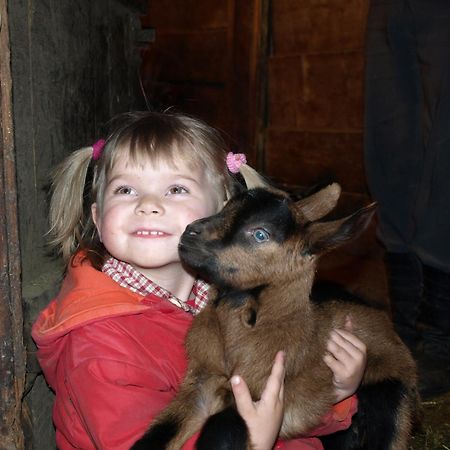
231, 351, 285, 450
323, 315, 367, 403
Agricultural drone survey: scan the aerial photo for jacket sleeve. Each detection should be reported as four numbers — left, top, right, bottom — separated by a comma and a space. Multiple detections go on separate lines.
274, 395, 358, 449
67, 357, 174, 449
308, 394, 358, 436
60, 313, 199, 450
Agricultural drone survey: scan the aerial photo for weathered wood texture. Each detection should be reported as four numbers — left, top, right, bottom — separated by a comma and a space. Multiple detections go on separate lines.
267, 130, 364, 193
7, 1, 144, 447
141, 0, 231, 127
267, 0, 369, 193
140, 0, 266, 163
0, 0, 25, 448
141, 1, 369, 193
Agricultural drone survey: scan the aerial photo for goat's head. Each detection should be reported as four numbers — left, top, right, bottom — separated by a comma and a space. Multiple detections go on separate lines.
179, 170, 376, 291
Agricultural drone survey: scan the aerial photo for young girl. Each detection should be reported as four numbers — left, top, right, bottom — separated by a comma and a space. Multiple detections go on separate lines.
32, 111, 366, 450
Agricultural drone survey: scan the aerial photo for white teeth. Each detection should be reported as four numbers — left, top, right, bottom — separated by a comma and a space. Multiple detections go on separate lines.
136, 230, 164, 236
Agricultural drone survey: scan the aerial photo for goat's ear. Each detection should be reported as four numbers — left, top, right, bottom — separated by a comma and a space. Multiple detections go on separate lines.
293, 183, 341, 222
304, 203, 377, 255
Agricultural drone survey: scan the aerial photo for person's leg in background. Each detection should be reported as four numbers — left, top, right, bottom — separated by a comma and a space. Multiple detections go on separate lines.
364, 0, 450, 398
384, 252, 423, 352
364, 0, 425, 350
409, 0, 450, 398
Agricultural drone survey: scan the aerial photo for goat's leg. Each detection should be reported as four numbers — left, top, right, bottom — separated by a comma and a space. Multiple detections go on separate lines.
197, 406, 250, 450
130, 390, 206, 450
319, 380, 418, 450
131, 373, 228, 449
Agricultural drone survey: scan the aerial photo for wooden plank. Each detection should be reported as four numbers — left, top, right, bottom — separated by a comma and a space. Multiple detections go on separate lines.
268, 52, 364, 131
140, 0, 266, 162
141, 0, 229, 31
272, 0, 369, 55
141, 29, 229, 83
0, 0, 25, 448
229, 0, 269, 164
265, 129, 366, 193
142, 82, 231, 131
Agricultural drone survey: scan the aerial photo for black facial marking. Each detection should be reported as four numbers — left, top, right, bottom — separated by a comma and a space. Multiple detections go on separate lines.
220, 189, 297, 246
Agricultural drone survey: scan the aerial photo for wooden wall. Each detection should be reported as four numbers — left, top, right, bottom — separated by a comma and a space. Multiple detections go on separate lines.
266, 0, 369, 193
7, 1, 144, 447
140, 0, 265, 163
141, 0, 232, 129
140, 0, 369, 193
1, 1, 24, 447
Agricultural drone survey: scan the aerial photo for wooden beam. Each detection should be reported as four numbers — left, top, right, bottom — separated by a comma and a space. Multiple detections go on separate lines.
0, 0, 25, 448
229, 0, 269, 166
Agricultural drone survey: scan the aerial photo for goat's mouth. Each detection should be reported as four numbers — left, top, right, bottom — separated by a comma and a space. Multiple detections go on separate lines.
179, 240, 226, 284
179, 241, 211, 267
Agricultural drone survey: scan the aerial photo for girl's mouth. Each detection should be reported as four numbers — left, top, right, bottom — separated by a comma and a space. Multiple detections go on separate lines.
134, 230, 168, 237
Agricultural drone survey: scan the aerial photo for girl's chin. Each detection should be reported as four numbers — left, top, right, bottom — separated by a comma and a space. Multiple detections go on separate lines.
130, 259, 182, 272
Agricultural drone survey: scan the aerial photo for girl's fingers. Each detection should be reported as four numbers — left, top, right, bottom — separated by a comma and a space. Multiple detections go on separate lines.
232, 351, 285, 417
231, 375, 255, 417
330, 329, 367, 356
323, 351, 345, 373
327, 331, 354, 362
260, 351, 286, 404
344, 314, 353, 332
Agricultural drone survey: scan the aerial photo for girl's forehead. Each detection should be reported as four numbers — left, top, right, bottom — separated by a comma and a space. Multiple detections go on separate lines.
109, 152, 207, 181
112, 150, 197, 171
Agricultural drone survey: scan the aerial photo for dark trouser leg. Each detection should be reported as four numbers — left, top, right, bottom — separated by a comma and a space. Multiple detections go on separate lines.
385, 252, 423, 352
414, 264, 450, 398
421, 265, 450, 360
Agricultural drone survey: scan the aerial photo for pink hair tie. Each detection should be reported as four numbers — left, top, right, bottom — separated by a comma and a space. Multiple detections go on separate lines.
226, 152, 247, 174
92, 139, 106, 161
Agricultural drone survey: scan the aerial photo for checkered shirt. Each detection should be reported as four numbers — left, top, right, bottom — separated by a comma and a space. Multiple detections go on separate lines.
102, 257, 210, 315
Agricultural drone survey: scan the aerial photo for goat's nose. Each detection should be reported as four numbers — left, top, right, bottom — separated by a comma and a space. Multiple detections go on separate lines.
185, 221, 202, 236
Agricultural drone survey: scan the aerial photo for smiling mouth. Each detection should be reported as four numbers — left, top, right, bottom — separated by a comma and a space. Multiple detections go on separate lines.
134, 230, 169, 237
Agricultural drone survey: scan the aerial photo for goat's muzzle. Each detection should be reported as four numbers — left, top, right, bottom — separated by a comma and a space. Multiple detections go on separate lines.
179, 220, 207, 260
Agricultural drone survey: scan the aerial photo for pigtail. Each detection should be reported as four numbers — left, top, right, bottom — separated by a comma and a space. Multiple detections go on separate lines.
47, 146, 94, 263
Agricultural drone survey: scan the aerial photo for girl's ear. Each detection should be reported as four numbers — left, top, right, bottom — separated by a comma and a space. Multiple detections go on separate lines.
91, 203, 102, 241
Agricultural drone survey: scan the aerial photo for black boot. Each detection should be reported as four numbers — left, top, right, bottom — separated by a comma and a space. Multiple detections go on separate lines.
417, 264, 450, 399
384, 252, 424, 352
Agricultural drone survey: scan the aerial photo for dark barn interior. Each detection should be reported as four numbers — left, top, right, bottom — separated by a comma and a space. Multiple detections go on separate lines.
0, 0, 449, 448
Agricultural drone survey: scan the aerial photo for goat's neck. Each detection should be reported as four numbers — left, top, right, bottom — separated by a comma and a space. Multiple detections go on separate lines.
259, 270, 315, 318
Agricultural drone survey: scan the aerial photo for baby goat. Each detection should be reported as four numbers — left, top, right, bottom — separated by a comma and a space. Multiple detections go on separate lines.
132, 173, 419, 450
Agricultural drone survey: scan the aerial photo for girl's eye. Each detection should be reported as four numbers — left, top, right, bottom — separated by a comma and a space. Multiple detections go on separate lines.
252, 228, 270, 243
114, 185, 137, 196
167, 185, 188, 195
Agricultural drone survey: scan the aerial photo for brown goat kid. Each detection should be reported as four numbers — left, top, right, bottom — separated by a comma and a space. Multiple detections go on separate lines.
131, 175, 419, 450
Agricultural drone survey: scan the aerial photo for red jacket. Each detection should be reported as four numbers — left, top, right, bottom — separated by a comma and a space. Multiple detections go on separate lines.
32, 253, 357, 450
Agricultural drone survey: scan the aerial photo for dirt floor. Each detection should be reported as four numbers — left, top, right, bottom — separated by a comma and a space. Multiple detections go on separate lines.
317, 211, 450, 450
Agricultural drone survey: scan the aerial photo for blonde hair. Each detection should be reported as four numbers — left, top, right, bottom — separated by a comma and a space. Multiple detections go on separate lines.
48, 111, 237, 268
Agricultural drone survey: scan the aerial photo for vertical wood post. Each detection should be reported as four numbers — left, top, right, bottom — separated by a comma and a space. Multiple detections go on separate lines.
230, 0, 270, 167
0, 0, 25, 448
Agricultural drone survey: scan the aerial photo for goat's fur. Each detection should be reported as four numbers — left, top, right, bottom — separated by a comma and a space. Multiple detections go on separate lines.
132, 178, 419, 450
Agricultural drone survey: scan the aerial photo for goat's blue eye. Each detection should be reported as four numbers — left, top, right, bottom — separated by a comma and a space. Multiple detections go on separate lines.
253, 228, 270, 243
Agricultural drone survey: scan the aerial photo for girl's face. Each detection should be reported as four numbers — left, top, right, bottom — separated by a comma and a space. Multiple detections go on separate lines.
91, 154, 219, 278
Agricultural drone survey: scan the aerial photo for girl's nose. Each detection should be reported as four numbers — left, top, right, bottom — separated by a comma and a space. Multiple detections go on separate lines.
135, 195, 164, 215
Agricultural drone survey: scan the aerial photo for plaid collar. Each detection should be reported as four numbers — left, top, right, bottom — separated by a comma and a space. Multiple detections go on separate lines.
102, 257, 210, 315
